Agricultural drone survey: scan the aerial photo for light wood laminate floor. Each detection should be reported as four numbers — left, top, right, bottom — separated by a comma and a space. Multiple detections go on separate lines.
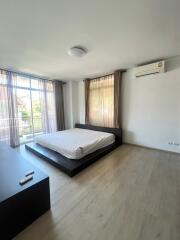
15, 144, 180, 240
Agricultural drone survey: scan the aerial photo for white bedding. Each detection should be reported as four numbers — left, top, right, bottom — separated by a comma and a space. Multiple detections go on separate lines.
35, 128, 115, 159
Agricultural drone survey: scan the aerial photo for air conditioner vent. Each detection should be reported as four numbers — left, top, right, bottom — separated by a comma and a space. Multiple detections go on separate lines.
135, 61, 165, 77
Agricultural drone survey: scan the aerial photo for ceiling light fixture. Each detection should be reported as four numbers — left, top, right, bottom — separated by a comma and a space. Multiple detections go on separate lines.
68, 46, 87, 58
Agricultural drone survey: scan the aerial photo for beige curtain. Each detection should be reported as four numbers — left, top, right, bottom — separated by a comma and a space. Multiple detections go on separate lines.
114, 70, 122, 128
84, 71, 122, 128
87, 74, 114, 127
54, 80, 65, 131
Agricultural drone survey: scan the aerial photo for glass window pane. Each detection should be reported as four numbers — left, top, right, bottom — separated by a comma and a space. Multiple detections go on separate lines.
15, 75, 30, 88
31, 91, 43, 135
16, 89, 33, 143
0, 71, 8, 85
31, 78, 43, 90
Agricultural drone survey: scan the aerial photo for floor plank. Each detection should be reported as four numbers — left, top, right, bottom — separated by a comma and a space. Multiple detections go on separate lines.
15, 144, 180, 240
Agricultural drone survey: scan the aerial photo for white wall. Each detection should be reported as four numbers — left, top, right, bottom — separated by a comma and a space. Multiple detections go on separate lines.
64, 81, 80, 129
65, 56, 180, 153
122, 57, 180, 153
63, 82, 71, 129
78, 81, 85, 124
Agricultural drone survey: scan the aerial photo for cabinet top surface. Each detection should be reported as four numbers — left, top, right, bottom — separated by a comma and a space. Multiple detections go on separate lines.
0, 143, 48, 203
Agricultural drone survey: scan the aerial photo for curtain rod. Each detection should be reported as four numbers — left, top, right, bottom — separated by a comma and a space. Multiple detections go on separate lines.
83, 69, 127, 81
0, 67, 66, 84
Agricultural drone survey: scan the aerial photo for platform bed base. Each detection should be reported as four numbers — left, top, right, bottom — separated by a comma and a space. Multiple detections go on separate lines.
25, 124, 122, 177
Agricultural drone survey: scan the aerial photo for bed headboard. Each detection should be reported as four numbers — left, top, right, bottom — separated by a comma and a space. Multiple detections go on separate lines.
75, 123, 122, 143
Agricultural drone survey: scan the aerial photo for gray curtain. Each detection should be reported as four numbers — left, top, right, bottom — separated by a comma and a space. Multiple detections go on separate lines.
54, 80, 65, 131
84, 79, 90, 124
114, 70, 122, 128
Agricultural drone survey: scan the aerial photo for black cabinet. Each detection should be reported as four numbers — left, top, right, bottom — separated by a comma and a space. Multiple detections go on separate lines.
0, 143, 50, 240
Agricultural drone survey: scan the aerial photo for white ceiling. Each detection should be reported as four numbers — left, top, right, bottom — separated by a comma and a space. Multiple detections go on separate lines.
0, 0, 180, 81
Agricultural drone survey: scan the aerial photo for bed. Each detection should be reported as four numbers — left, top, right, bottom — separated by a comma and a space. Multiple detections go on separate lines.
25, 124, 122, 177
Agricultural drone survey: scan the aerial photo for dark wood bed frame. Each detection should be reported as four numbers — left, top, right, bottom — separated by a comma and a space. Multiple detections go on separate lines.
25, 124, 122, 177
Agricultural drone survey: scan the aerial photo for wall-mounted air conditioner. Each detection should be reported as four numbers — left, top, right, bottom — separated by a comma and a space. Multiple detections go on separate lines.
134, 61, 165, 77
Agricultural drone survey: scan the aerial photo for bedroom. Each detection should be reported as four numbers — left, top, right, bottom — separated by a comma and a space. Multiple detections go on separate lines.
0, 0, 180, 239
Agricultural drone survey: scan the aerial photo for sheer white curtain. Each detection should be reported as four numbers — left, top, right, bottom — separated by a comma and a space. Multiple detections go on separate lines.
0, 70, 19, 147
0, 70, 57, 147
37, 79, 57, 133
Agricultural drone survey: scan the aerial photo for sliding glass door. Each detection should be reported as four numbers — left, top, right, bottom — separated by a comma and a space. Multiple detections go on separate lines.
16, 76, 56, 143
0, 70, 57, 146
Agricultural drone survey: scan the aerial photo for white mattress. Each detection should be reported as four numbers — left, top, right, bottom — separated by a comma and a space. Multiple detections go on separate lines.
35, 128, 115, 159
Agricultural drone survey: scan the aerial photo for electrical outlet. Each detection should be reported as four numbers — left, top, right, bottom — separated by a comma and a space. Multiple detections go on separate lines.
168, 142, 179, 146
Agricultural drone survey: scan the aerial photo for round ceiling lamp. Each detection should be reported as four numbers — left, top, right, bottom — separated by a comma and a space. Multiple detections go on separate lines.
68, 46, 87, 58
